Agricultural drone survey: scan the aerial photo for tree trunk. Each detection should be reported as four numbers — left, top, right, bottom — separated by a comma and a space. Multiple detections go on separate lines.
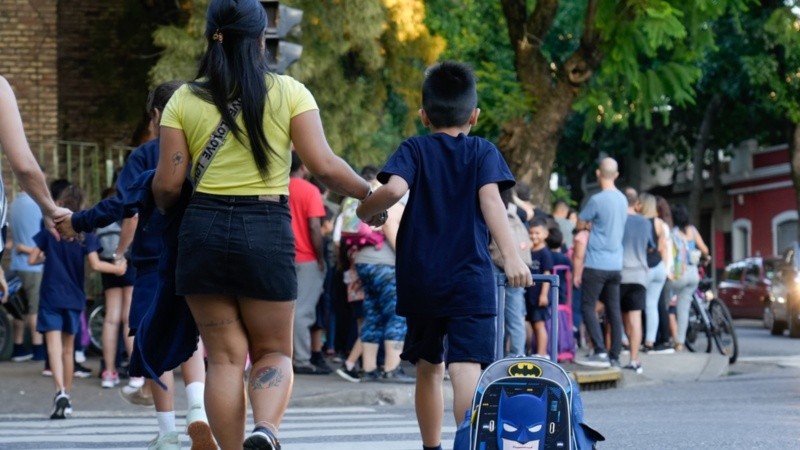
790, 123, 800, 241
497, 85, 578, 210
688, 95, 723, 226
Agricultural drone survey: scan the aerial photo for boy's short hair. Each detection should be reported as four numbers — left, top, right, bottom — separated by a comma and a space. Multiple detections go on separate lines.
422, 61, 478, 128
546, 227, 563, 250
529, 217, 548, 230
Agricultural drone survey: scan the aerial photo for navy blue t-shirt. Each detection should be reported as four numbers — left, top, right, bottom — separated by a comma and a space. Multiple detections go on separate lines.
378, 133, 515, 318
526, 246, 554, 310
33, 230, 100, 311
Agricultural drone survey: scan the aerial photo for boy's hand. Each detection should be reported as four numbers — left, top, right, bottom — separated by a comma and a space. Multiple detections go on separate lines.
505, 257, 533, 288
362, 210, 388, 227
55, 213, 78, 240
114, 259, 127, 276
538, 295, 548, 308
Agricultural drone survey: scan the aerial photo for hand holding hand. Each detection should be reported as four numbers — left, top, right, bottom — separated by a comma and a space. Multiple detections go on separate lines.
54, 212, 77, 240
46, 206, 74, 240
114, 258, 127, 276
363, 211, 388, 227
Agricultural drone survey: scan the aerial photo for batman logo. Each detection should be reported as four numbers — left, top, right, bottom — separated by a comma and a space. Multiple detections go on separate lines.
507, 362, 543, 377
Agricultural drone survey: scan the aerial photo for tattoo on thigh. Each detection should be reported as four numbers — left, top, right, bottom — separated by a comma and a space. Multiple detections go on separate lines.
250, 367, 283, 390
198, 317, 239, 328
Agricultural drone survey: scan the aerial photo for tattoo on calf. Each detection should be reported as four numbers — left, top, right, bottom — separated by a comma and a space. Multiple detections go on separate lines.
250, 367, 283, 390
198, 318, 239, 328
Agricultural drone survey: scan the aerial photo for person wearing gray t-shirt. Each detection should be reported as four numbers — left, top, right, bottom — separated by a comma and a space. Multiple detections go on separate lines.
574, 157, 628, 369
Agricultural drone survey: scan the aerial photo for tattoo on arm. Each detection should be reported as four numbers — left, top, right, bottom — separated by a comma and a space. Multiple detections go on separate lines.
171, 152, 184, 174
250, 366, 284, 390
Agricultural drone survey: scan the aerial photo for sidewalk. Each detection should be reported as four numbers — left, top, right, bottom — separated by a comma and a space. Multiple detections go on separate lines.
0, 351, 729, 415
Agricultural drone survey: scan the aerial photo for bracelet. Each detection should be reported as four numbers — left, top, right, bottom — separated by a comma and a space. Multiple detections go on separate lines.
361, 188, 373, 202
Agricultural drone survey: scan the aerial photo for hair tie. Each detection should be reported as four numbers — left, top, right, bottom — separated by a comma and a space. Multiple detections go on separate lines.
212, 29, 223, 44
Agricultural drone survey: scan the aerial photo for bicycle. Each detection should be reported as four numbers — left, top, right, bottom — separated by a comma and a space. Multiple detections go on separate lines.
685, 278, 739, 364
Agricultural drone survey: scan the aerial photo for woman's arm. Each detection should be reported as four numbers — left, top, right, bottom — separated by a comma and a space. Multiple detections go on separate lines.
0, 77, 70, 230
87, 252, 127, 275
382, 201, 404, 250
691, 225, 710, 257
572, 232, 587, 288
153, 126, 190, 212
290, 110, 370, 200
656, 217, 672, 270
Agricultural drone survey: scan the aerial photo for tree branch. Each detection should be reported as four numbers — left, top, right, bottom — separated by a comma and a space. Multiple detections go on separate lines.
561, 0, 602, 88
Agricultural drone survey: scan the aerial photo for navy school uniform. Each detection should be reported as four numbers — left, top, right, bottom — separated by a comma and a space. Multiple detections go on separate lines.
33, 230, 100, 334
377, 133, 515, 318
525, 246, 554, 322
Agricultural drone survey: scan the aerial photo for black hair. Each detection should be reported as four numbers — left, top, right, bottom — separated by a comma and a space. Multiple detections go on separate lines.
291, 151, 303, 173
546, 227, 564, 250
49, 179, 72, 201
671, 203, 690, 230
422, 61, 478, 128
515, 183, 532, 202
529, 217, 549, 230
57, 184, 84, 212
360, 165, 379, 181
147, 80, 186, 115
192, 0, 271, 176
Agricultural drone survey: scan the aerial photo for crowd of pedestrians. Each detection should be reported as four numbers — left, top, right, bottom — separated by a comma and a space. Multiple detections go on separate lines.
0, 2, 714, 450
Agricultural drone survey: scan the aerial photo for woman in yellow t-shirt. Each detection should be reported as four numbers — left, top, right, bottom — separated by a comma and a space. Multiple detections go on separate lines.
152, 1, 382, 448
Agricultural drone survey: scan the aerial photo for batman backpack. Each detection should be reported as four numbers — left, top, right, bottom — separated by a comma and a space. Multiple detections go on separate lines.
453, 275, 604, 450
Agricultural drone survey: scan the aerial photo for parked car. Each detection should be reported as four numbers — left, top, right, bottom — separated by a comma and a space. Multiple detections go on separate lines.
717, 256, 778, 320
763, 243, 800, 338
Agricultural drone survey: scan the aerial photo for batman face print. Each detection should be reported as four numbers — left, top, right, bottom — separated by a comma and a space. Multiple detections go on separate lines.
497, 389, 547, 450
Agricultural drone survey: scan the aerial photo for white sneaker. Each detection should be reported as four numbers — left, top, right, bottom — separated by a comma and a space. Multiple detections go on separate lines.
146, 431, 181, 450
186, 403, 215, 450
127, 377, 145, 388
74, 350, 86, 363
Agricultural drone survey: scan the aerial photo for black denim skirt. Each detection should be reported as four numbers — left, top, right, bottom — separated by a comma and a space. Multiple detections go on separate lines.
175, 192, 296, 300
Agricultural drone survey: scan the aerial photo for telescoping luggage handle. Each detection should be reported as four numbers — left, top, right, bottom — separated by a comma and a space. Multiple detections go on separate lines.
495, 273, 561, 363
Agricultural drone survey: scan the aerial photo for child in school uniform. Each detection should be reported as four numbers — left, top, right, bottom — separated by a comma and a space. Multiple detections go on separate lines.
526, 218, 554, 357
27, 183, 126, 419
356, 61, 532, 450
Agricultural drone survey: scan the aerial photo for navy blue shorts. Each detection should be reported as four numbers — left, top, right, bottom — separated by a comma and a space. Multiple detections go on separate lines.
526, 305, 550, 323
176, 193, 296, 300
129, 267, 158, 335
37, 306, 80, 335
401, 314, 495, 368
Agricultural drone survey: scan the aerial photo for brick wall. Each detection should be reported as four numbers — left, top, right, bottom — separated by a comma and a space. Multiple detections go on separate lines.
0, 0, 59, 145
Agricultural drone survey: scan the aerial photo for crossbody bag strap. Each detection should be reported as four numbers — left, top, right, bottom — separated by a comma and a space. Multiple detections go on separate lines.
192, 99, 243, 185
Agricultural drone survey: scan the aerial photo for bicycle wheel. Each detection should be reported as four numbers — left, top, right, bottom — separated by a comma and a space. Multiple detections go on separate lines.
88, 304, 105, 352
709, 299, 739, 364
684, 298, 712, 353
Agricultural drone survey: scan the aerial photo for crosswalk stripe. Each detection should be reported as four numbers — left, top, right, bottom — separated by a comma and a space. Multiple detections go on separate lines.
0, 406, 459, 450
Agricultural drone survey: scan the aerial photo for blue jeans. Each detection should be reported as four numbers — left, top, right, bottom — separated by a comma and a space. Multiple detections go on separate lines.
644, 262, 667, 344
494, 266, 525, 356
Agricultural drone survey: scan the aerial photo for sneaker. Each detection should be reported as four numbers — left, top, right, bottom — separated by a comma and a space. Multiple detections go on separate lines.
243, 426, 281, 450
42, 368, 53, 377
575, 352, 611, 368
127, 376, 146, 388
146, 431, 181, 450
361, 369, 382, 382
101, 370, 120, 388
120, 385, 155, 407
31, 344, 46, 361
650, 343, 676, 354
335, 363, 361, 383
624, 361, 643, 374
11, 345, 33, 362
50, 391, 69, 420
73, 363, 92, 378
380, 366, 415, 384
609, 358, 621, 369
74, 350, 86, 364
65, 397, 73, 416
292, 364, 329, 375
310, 356, 333, 375
186, 403, 215, 450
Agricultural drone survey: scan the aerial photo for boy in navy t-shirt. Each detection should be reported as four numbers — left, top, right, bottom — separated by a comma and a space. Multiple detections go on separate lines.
356, 61, 532, 450
546, 226, 573, 306
27, 184, 126, 419
526, 219, 553, 357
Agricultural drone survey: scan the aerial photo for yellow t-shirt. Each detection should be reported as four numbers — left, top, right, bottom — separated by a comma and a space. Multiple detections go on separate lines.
160, 74, 318, 195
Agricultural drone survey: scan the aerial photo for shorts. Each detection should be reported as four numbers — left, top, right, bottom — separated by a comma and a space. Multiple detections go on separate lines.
349, 300, 364, 319
37, 306, 80, 335
401, 314, 495, 368
129, 268, 158, 335
101, 261, 136, 290
176, 193, 296, 300
526, 305, 550, 323
18, 270, 43, 313
620, 283, 646, 312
